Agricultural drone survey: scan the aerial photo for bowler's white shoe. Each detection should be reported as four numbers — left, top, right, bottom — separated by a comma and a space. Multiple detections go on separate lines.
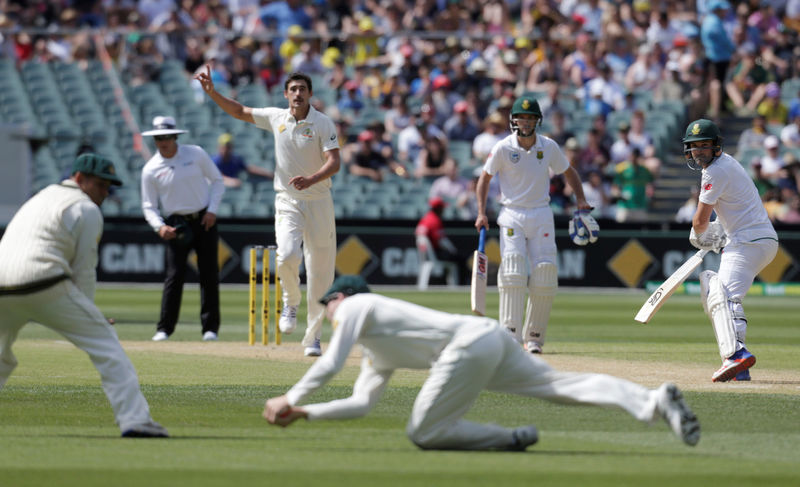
279, 305, 298, 334
657, 383, 700, 446
304, 338, 322, 357
121, 421, 169, 438
152, 331, 169, 342
508, 425, 538, 451
202, 331, 218, 341
526, 341, 543, 354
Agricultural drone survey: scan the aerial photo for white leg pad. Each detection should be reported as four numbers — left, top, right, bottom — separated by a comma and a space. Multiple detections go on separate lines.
498, 254, 528, 342
729, 298, 747, 343
523, 262, 557, 346
700, 270, 737, 359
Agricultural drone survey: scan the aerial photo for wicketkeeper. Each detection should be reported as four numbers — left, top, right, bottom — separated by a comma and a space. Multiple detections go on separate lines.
474, 95, 599, 353
682, 119, 778, 382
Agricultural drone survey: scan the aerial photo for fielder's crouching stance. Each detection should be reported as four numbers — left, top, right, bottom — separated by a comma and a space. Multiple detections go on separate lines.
264, 275, 700, 450
682, 119, 778, 382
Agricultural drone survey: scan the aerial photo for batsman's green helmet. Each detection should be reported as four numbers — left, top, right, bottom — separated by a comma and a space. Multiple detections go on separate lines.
510, 96, 542, 118
682, 119, 721, 144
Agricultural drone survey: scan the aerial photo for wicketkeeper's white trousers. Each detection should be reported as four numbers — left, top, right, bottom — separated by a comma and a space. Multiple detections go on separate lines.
274, 192, 337, 347
0, 280, 156, 432
407, 323, 660, 450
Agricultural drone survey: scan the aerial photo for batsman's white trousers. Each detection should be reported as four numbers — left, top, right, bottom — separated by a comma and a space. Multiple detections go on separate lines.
497, 205, 558, 270
407, 322, 659, 450
274, 192, 337, 347
0, 280, 156, 432
717, 238, 778, 340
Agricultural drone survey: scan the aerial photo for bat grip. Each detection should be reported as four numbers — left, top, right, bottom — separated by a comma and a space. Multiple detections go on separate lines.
478, 227, 486, 252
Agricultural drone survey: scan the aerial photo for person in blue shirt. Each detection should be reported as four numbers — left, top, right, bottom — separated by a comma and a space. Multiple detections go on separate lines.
212, 133, 274, 188
701, 0, 736, 118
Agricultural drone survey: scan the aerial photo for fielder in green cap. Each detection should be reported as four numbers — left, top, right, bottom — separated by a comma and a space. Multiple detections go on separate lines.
263, 276, 700, 450
681, 118, 778, 382
473, 94, 598, 354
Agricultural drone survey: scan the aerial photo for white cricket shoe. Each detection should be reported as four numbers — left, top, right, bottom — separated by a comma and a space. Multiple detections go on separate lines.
279, 305, 298, 334
202, 331, 218, 341
657, 383, 700, 446
304, 338, 322, 357
121, 421, 169, 438
526, 341, 543, 354
508, 425, 538, 451
152, 331, 169, 342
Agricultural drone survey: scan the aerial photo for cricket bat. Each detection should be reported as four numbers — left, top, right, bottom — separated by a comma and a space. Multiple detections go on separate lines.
470, 228, 488, 316
634, 249, 709, 323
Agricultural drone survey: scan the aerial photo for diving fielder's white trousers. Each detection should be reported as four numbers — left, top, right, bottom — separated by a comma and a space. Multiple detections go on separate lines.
0, 281, 155, 432
407, 322, 659, 450
274, 192, 336, 347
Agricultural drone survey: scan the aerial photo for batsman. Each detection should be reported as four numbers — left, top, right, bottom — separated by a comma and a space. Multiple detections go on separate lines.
682, 119, 778, 382
474, 95, 598, 354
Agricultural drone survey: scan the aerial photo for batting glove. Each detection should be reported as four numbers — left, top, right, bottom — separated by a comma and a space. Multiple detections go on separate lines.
569, 210, 600, 246
689, 221, 726, 253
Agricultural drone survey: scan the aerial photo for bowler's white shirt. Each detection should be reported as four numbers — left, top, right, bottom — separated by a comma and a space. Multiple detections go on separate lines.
700, 153, 777, 243
483, 133, 570, 209
141, 144, 225, 231
251, 105, 339, 200
285, 294, 496, 419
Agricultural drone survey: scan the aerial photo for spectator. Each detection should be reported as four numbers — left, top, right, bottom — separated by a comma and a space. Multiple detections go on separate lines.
429, 163, 471, 217
212, 133, 274, 188
337, 80, 365, 115
628, 110, 661, 176
624, 44, 662, 94
585, 61, 626, 111
760, 136, 784, 182
545, 109, 574, 147
737, 114, 769, 159
751, 160, 775, 197
779, 113, 800, 149
384, 93, 411, 135
397, 104, 447, 166
472, 112, 507, 163
444, 100, 481, 142
612, 148, 654, 223
259, 0, 311, 38
576, 129, 611, 177
700, 0, 736, 118
290, 41, 326, 74
675, 186, 700, 224
757, 84, 788, 126
416, 136, 456, 180
583, 81, 614, 118
582, 170, 613, 220
725, 43, 771, 116
347, 130, 404, 183
610, 121, 634, 165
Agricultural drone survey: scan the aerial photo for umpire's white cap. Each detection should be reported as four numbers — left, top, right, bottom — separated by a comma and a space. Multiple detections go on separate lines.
141, 116, 188, 136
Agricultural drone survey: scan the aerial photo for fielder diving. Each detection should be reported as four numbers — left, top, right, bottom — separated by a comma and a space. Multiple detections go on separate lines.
263, 275, 700, 451
682, 119, 778, 382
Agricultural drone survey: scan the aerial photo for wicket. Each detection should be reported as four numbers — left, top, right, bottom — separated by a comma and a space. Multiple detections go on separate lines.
248, 245, 282, 345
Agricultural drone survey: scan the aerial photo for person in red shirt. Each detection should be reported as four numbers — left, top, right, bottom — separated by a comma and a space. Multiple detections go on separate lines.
415, 197, 458, 263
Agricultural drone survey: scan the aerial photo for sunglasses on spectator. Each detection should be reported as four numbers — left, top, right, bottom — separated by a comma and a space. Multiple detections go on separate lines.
154, 135, 177, 141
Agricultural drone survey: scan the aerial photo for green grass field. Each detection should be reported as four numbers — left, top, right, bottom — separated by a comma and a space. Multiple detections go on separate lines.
1, 286, 799, 487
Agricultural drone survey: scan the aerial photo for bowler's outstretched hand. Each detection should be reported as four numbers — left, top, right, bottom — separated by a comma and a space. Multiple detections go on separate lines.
194, 65, 215, 94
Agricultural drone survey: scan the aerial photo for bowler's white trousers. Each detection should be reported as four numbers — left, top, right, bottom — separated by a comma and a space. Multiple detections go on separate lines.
274, 192, 336, 347
408, 322, 659, 450
0, 281, 156, 432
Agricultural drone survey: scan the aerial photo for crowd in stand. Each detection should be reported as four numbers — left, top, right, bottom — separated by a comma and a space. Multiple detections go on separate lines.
1, 0, 800, 223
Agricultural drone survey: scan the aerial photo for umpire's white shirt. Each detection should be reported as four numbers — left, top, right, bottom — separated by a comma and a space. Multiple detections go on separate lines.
0, 181, 102, 299
699, 153, 777, 243
141, 144, 225, 231
483, 133, 570, 209
251, 106, 339, 200
285, 294, 495, 418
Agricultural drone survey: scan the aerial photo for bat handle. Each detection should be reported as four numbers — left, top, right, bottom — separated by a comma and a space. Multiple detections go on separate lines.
478, 227, 486, 253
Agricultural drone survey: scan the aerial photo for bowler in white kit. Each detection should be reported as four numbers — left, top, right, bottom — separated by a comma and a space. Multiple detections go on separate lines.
262, 275, 700, 451
195, 67, 340, 357
682, 119, 779, 382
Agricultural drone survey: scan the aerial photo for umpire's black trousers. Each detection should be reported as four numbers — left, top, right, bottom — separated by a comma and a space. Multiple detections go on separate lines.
157, 211, 220, 336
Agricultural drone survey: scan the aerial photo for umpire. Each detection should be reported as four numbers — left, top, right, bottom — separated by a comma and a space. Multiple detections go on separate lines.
141, 116, 225, 342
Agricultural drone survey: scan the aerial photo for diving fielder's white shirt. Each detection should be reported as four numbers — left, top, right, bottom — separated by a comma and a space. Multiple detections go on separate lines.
699, 153, 777, 244
251, 105, 339, 200
0, 181, 102, 299
141, 144, 225, 231
285, 294, 496, 419
483, 133, 570, 209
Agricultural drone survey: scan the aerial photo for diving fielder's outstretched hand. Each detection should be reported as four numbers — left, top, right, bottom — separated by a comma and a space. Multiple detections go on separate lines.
264, 395, 307, 427
194, 65, 215, 94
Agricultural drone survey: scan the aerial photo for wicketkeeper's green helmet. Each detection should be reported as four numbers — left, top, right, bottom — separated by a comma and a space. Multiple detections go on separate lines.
682, 119, 724, 170
509, 95, 542, 137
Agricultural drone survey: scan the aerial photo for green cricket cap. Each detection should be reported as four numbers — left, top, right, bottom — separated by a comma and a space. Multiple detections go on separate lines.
682, 119, 720, 144
319, 275, 370, 304
72, 153, 123, 186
